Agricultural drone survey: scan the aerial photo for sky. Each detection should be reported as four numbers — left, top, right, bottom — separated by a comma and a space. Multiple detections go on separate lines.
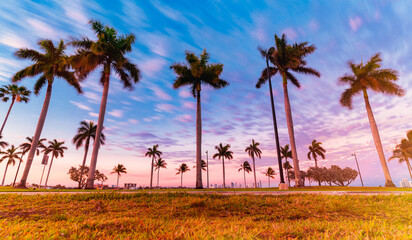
0, 0, 411, 188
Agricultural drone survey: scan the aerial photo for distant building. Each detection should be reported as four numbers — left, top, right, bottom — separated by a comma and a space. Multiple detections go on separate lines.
400, 178, 412, 188
124, 183, 137, 189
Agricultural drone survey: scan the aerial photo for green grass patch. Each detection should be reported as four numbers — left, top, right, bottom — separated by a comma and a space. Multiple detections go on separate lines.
0, 192, 411, 239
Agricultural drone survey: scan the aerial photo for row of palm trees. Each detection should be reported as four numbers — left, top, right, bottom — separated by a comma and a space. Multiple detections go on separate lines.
1, 18, 407, 189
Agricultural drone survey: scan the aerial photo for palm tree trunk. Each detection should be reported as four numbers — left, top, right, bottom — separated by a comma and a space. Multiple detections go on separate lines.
117, 174, 119, 188
282, 74, 302, 187
181, 173, 183, 187
268, 176, 270, 188
195, 89, 203, 189
78, 138, 90, 189
406, 159, 412, 179
314, 158, 318, 168
222, 158, 226, 188
86, 74, 110, 189
363, 89, 395, 187
17, 82, 53, 188
252, 155, 257, 188
39, 163, 47, 188
150, 156, 154, 188
157, 168, 160, 187
0, 99, 15, 136
44, 155, 55, 188
243, 169, 246, 188
12, 153, 24, 186
2, 163, 9, 186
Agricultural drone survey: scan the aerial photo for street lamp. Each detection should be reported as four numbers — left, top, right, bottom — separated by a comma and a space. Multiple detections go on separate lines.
351, 153, 364, 187
206, 150, 209, 189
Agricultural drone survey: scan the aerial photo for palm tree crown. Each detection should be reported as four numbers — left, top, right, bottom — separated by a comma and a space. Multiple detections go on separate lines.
280, 144, 292, 161
176, 163, 190, 175
0, 84, 30, 103
1, 145, 22, 186
43, 139, 67, 159
238, 161, 252, 173
154, 158, 167, 170
20, 137, 46, 156
307, 139, 326, 168
73, 121, 105, 149
111, 164, 127, 176
389, 130, 412, 178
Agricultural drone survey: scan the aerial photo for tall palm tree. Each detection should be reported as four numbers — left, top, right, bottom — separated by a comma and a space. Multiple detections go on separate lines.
145, 144, 162, 188
339, 53, 404, 187
257, 34, 320, 187
13, 137, 46, 186
72, 121, 105, 188
238, 161, 252, 188
176, 163, 190, 187
307, 139, 326, 168
283, 161, 293, 187
111, 164, 127, 188
245, 139, 262, 189
389, 130, 412, 179
71, 20, 140, 189
0, 84, 30, 136
213, 143, 233, 188
154, 158, 167, 187
262, 167, 276, 188
12, 39, 81, 188
43, 139, 67, 188
171, 49, 229, 189
0, 145, 21, 186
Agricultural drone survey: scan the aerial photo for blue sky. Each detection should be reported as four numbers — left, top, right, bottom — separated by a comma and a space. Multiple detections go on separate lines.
0, 0, 411, 187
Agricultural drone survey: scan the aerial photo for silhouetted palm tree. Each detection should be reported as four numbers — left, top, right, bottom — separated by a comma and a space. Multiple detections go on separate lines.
245, 139, 262, 188
213, 143, 233, 188
283, 161, 293, 187
73, 121, 105, 188
71, 20, 140, 189
145, 144, 162, 188
111, 164, 127, 188
193, 159, 207, 171
13, 137, 46, 186
12, 39, 81, 188
43, 139, 67, 188
307, 139, 326, 168
0, 145, 21, 186
171, 49, 229, 189
257, 34, 320, 187
176, 163, 190, 187
389, 130, 412, 179
262, 167, 276, 188
339, 53, 404, 187
154, 158, 167, 187
0, 84, 30, 136
238, 161, 252, 188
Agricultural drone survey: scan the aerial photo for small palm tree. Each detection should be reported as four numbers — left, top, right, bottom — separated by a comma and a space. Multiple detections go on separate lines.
0, 145, 22, 186
145, 144, 162, 188
12, 137, 46, 186
176, 163, 190, 187
72, 121, 105, 188
282, 161, 293, 187
171, 49, 229, 189
339, 53, 404, 187
154, 158, 167, 187
12, 39, 81, 188
262, 167, 276, 188
0, 84, 30, 136
257, 34, 320, 187
43, 139, 67, 188
213, 143, 234, 188
71, 20, 140, 189
111, 164, 127, 188
193, 160, 207, 171
307, 139, 326, 168
245, 139, 262, 188
238, 161, 252, 188
389, 130, 412, 179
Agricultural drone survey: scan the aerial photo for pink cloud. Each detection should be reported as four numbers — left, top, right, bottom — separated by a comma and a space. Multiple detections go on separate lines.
151, 86, 172, 101
156, 103, 176, 113
176, 114, 193, 123
349, 16, 362, 31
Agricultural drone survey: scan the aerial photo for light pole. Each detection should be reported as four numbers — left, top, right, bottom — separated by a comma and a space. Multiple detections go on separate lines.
352, 153, 364, 187
206, 150, 209, 188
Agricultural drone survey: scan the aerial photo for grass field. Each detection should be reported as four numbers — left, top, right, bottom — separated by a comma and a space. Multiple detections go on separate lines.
0, 192, 411, 239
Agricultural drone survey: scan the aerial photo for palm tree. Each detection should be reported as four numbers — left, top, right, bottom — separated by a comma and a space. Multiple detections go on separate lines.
72, 121, 105, 188
257, 34, 320, 187
0, 136, 8, 149
0, 84, 30, 136
339, 53, 404, 187
70, 20, 140, 189
171, 49, 229, 189
111, 164, 127, 188
154, 158, 167, 187
193, 160, 207, 171
0, 145, 21, 186
145, 144, 162, 188
13, 137, 46, 186
307, 139, 326, 168
12, 39, 81, 188
238, 161, 252, 188
389, 130, 412, 179
213, 143, 233, 188
283, 161, 293, 187
262, 167, 276, 188
280, 144, 292, 184
176, 163, 190, 187
43, 139, 67, 188
245, 139, 262, 188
